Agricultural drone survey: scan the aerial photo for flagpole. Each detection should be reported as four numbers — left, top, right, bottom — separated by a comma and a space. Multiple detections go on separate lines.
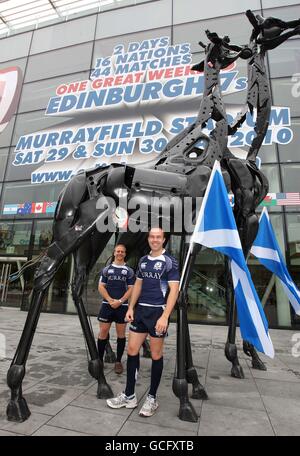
180, 160, 220, 290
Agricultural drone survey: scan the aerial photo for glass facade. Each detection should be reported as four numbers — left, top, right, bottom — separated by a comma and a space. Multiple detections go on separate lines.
0, 0, 299, 328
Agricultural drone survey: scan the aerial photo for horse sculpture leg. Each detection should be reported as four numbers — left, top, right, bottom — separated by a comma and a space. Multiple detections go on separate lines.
104, 337, 117, 364
6, 288, 48, 421
173, 241, 207, 421
243, 341, 266, 370
172, 298, 198, 422
7, 172, 115, 421
185, 318, 208, 400
71, 233, 115, 398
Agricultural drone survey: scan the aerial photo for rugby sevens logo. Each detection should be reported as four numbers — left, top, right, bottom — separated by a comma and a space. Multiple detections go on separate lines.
0, 66, 22, 134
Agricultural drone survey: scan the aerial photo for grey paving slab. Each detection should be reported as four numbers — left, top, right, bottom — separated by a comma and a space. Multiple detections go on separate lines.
249, 364, 300, 382
118, 420, 198, 436
22, 383, 84, 416
32, 424, 91, 436
204, 382, 265, 411
262, 396, 300, 436
0, 429, 23, 436
70, 394, 135, 417
128, 389, 201, 433
47, 405, 128, 436
255, 378, 300, 399
198, 403, 275, 436
1, 307, 300, 436
1, 411, 52, 436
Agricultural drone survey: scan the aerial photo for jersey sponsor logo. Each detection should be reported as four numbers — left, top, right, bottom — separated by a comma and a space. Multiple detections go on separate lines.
108, 275, 127, 282
121, 269, 127, 275
153, 261, 163, 270
141, 271, 162, 279
141, 262, 147, 269
108, 269, 114, 274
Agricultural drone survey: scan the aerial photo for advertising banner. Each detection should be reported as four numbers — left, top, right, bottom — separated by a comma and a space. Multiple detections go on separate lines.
9, 36, 293, 186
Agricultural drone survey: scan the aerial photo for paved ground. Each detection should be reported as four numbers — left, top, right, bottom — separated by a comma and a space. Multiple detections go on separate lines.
0, 306, 300, 436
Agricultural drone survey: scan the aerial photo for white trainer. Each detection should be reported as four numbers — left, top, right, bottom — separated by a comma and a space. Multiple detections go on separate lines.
139, 395, 159, 417
106, 392, 137, 409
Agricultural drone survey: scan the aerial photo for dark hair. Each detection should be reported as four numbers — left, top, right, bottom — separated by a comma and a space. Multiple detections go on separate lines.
148, 227, 165, 237
114, 244, 126, 252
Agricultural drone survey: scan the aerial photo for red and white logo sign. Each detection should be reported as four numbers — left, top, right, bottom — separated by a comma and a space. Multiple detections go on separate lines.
0, 66, 22, 133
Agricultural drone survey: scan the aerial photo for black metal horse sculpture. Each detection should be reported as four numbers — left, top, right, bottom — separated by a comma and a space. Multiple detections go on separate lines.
6, 10, 300, 423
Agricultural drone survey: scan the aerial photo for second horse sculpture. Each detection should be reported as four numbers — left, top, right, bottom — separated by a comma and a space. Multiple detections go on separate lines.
6, 10, 300, 423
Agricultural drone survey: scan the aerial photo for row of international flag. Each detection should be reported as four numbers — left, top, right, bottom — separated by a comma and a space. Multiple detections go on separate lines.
3, 201, 57, 215
2, 193, 300, 216
229, 192, 300, 207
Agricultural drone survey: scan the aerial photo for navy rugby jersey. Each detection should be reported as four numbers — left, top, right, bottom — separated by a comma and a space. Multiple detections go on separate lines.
99, 264, 135, 305
136, 251, 180, 307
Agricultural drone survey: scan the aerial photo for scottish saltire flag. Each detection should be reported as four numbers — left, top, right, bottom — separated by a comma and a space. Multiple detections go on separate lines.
186, 160, 274, 357
251, 207, 300, 315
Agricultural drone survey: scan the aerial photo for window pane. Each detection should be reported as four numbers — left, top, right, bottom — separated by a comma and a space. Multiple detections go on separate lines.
286, 212, 300, 325
281, 164, 300, 192
269, 39, 300, 78
0, 32, 32, 63
262, 4, 300, 22
18, 71, 90, 113
0, 58, 27, 76
0, 181, 65, 219
0, 148, 9, 181
174, 13, 261, 53
257, 143, 277, 164
0, 116, 16, 148
272, 78, 300, 118
12, 111, 70, 146
0, 221, 32, 256
30, 15, 96, 54
278, 118, 300, 162
261, 164, 281, 193
25, 42, 93, 82
96, 1, 172, 39
173, 0, 260, 24
92, 27, 171, 67
32, 219, 53, 255
260, 164, 282, 212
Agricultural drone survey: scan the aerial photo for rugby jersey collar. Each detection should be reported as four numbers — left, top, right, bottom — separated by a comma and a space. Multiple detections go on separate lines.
111, 263, 127, 268
148, 249, 166, 261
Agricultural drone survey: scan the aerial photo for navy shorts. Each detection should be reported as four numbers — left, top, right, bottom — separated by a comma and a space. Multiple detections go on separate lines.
129, 305, 168, 338
97, 302, 128, 324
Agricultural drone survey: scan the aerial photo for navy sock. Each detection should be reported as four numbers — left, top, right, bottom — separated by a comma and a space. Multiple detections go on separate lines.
125, 354, 140, 397
97, 338, 108, 362
149, 357, 163, 398
116, 338, 126, 362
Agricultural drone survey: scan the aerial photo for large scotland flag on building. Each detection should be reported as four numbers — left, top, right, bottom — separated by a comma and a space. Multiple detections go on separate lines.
251, 207, 300, 315
189, 160, 274, 358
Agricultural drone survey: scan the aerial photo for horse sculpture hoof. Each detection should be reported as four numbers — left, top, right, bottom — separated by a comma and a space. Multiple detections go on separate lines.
97, 382, 114, 399
6, 398, 31, 422
104, 351, 117, 363
178, 401, 198, 422
191, 384, 209, 400
252, 358, 267, 371
231, 365, 245, 379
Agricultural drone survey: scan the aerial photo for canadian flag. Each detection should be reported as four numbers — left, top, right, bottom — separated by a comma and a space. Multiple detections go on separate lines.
32, 202, 46, 214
